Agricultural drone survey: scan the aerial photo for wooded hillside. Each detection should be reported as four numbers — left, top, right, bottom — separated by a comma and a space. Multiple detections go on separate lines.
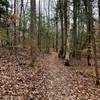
0, 0, 100, 99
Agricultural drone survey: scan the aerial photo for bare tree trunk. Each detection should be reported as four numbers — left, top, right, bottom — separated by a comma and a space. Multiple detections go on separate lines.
13, 0, 17, 54
30, 0, 36, 65
89, 2, 100, 85
18, 0, 23, 44
91, 30, 99, 85
59, 0, 64, 58
98, 0, 100, 25
63, 0, 70, 66
6, 5, 10, 46
98, 0, 100, 39
55, 5, 59, 52
38, 0, 42, 51
46, 0, 50, 53
83, 0, 99, 85
72, 0, 77, 57
22, 0, 28, 48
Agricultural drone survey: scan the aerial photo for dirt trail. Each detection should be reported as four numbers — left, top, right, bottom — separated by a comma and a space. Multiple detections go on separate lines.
0, 52, 100, 100
31, 52, 100, 100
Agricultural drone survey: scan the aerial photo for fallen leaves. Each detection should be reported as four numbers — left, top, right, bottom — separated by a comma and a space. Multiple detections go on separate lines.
0, 49, 100, 100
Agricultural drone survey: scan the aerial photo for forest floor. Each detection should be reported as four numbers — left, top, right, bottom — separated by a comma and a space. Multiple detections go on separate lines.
0, 48, 100, 100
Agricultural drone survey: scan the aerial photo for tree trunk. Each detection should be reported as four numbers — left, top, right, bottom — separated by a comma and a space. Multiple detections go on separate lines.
30, 0, 36, 65
46, 0, 50, 53
55, 5, 59, 52
38, 0, 42, 51
18, 0, 23, 44
72, 0, 77, 57
63, 0, 70, 66
6, 5, 10, 46
59, 0, 64, 58
83, 0, 99, 85
98, 0, 100, 24
98, 0, 100, 39
13, 0, 17, 54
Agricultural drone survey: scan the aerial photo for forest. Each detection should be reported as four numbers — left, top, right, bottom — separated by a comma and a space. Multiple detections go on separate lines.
0, 0, 100, 99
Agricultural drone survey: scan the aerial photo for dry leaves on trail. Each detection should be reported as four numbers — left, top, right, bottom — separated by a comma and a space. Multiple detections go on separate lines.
0, 50, 100, 100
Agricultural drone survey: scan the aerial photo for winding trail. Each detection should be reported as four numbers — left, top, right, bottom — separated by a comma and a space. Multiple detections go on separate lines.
0, 51, 100, 100
31, 52, 100, 100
